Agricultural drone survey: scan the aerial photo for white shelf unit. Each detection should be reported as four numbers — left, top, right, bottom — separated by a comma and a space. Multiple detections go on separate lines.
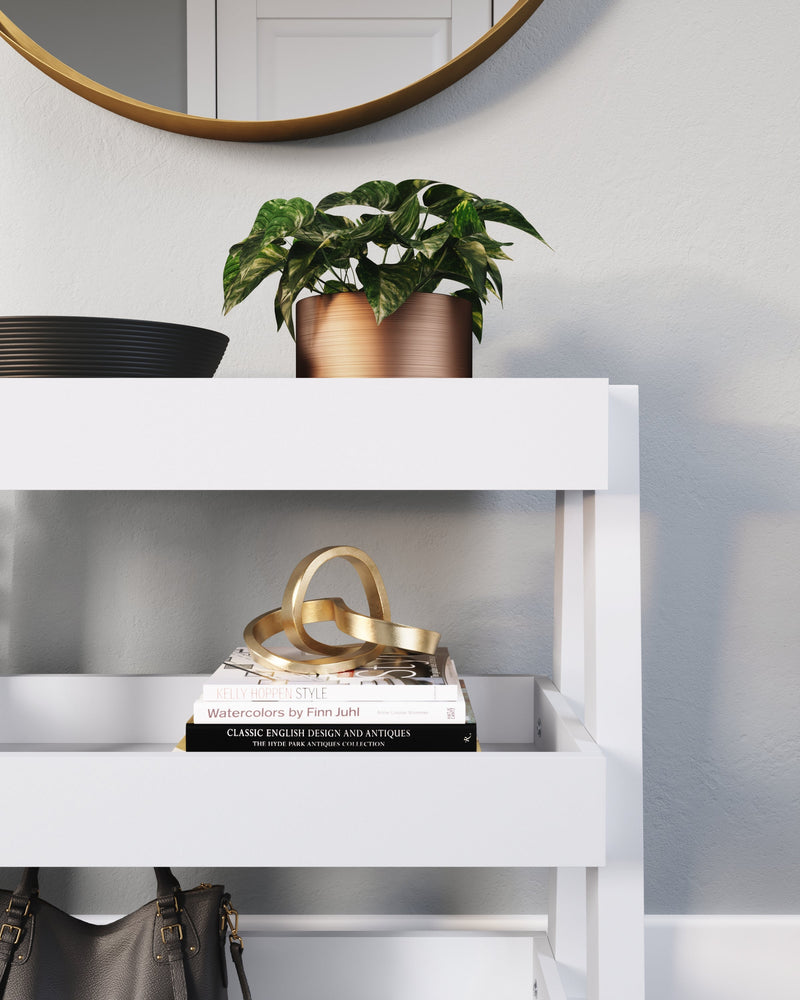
0, 378, 643, 1000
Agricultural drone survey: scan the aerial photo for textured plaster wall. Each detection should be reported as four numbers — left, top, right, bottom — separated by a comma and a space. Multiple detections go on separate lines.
2, 0, 800, 916
4, 491, 554, 681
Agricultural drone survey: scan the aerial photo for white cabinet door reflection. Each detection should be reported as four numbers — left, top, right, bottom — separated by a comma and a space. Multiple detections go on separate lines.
215, 0, 493, 120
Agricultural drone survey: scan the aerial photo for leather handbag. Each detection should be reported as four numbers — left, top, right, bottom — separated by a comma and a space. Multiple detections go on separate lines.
0, 868, 253, 1000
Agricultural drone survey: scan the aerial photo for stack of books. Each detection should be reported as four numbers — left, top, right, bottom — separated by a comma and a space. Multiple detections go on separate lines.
178, 646, 477, 752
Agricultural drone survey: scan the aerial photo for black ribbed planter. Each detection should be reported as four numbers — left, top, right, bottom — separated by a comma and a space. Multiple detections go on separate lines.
0, 317, 229, 377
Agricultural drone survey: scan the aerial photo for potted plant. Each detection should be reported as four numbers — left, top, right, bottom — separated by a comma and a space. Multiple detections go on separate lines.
222, 179, 547, 377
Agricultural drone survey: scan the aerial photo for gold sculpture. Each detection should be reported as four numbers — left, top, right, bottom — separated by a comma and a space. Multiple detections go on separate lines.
244, 545, 440, 674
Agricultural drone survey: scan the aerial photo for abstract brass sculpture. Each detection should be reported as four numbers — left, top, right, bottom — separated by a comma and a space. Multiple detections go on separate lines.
244, 545, 440, 674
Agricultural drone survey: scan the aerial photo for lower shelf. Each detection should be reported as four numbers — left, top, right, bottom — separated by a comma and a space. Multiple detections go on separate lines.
245, 922, 571, 1000
27, 914, 568, 1000
235, 921, 549, 1000
0, 675, 605, 868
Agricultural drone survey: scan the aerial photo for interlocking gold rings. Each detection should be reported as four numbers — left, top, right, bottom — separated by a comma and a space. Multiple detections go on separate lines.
243, 545, 440, 675
281, 545, 390, 656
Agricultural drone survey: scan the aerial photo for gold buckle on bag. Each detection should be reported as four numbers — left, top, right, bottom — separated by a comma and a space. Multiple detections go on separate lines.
0, 924, 22, 945
156, 895, 182, 917
160, 924, 183, 943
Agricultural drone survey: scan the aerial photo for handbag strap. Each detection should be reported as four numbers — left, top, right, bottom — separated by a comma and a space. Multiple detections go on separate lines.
229, 938, 253, 1000
222, 899, 254, 1000
13, 868, 180, 899
154, 879, 190, 1000
0, 888, 29, 993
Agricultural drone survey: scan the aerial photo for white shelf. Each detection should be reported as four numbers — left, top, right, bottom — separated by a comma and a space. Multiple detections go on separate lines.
0, 377, 609, 490
62, 915, 553, 1000
186, 919, 556, 1000
0, 377, 643, 1000
0, 675, 605, 869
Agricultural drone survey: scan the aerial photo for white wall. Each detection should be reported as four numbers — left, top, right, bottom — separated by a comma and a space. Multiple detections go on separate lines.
1, 0, 799, 918
4, 490, 554, 680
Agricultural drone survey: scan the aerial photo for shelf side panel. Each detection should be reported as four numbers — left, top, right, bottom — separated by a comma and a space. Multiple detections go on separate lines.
583, 384, 644, 1000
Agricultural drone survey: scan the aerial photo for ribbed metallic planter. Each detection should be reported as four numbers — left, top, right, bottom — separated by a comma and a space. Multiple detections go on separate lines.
0, 316, 229, 377
295, 292, 472, 378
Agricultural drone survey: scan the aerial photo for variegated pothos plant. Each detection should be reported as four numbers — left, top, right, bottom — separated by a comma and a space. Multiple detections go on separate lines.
222, 179, 547, 342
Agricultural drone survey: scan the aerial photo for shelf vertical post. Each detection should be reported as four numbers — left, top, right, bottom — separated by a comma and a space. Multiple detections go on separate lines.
554, 489, 586, 718
547, 867, 587, 997
0, 491, 15, 672
550, 489, 588, 994
583, 386, 644, 1000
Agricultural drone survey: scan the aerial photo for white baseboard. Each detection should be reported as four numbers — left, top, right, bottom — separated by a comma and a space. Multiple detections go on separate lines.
645, 915, 800, 1000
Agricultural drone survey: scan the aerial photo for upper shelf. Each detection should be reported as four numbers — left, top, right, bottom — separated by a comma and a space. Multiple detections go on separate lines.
0, 378, 610, 490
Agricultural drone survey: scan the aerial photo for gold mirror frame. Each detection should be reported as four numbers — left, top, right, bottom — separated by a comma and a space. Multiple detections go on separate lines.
0, 1, 546, 141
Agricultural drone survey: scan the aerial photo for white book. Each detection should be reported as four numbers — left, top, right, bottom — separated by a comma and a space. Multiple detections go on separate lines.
201, 647, 461, 702
192, 696, 466, 725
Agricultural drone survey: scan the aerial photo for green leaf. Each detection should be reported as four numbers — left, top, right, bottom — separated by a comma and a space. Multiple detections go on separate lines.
248, 197, 315, 241
430, 245, 489, 302
351, 180, 401, 209
474, 198, 549, 245
317, 180, 400, 213
453, 239, 489, 299
351, 213, 391, 243
322, 278, 356, 294
486, 258, 504, 302
395, 178, 436, 203
453, 289, 484, 342
414, 260, 444, 294
320, 247, 357, 273
389, 193, 422, 242
274, 245, 326, 337
222, 241, 287, 314
356, 257, 420, 324
422, 184, 477, 219
297, 211, 356, 244
222, 197, 314, 314
469, 230, 513, 260
450, 199, 483, 238
399, 221, 453, 257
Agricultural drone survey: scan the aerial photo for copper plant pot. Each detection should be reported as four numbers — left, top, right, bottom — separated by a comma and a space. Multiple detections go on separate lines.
295, 291, 472, 378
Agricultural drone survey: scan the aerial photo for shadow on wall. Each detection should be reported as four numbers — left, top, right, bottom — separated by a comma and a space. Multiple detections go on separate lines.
494, 270, 800, 916
5, 490, 554, 679
0, 867, 545, 918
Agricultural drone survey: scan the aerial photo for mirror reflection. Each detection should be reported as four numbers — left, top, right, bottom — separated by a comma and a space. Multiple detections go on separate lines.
1, 0, 515, 121
2, 0, 188, 113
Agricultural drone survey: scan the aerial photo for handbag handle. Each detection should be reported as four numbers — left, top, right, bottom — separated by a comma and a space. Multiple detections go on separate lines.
13, 867, 181, 900
3, 869, 187, 1000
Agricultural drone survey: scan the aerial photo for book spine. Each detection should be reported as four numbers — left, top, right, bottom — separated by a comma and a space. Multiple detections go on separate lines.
201, 683, 459, 702
184, 722, 478, 752
193, 700, 466, 724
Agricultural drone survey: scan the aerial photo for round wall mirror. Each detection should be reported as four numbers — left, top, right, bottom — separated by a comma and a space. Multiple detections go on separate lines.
0, 0, 547, 141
